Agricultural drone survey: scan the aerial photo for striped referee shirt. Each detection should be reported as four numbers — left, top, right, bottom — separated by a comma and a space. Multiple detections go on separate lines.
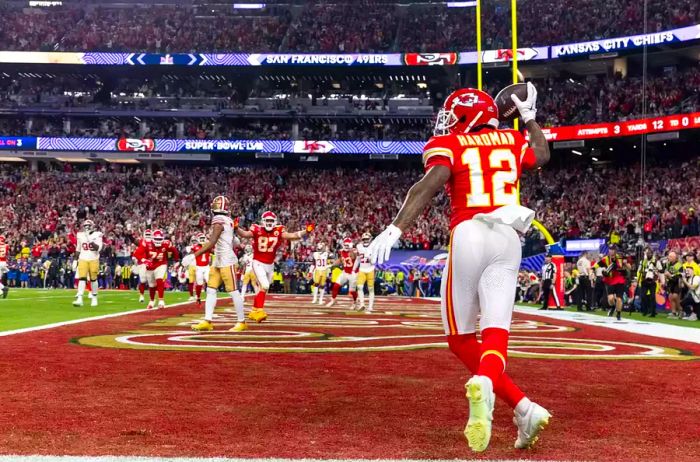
542, 262, 556, 282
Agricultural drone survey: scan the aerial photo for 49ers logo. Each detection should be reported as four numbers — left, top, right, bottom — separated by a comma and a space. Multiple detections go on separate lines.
116, 138, 155, 152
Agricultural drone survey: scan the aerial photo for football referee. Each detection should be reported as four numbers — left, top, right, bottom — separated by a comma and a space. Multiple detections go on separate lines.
540, 255, 562, 310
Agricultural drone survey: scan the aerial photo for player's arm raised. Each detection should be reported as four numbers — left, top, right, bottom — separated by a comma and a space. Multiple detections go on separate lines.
370, 165, 451, 264
282, 222, 315, 241
511, 82, 550, 167
195, 223, 222, 258
234, 217, 253, 239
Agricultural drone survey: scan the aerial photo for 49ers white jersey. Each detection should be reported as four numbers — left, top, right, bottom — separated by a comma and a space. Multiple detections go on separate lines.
312, 251, 329, 270
240, 253, 254, 274
211, 215, 238, 267
356, 243, 375, 272
77, 231, 102, 261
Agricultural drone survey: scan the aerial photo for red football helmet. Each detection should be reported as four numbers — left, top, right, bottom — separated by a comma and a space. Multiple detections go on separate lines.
434, 88, 499, 136
152, 229, 164, 247
0, 236, 5, 244
144, 229, 152, 242
261, 211, 277, 231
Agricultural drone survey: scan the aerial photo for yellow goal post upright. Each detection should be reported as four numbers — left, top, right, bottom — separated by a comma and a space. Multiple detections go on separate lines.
475, 0, 554, 246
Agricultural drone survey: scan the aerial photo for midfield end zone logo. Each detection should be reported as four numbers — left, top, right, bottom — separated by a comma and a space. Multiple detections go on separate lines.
74, 305, 697, 360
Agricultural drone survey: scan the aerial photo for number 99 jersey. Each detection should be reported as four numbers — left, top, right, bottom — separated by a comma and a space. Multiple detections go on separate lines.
250, 223, 286, 264
422, 128, 537, 230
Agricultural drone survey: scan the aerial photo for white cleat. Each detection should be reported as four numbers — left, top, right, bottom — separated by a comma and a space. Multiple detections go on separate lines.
147, 301, 155, 310
325, 299, 336, 308
72, 297, 83, 307
514, 402, 552, 449
139, 295, 145, 303
464, 375, 495, 452
188, 296, 195, 302
158, 301, 165, 309
88, 292, 93, 299
91, 297, 98, 307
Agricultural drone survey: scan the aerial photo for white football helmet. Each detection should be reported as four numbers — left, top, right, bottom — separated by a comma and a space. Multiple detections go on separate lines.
361, 232, 372, 246
342, 238, 353, 250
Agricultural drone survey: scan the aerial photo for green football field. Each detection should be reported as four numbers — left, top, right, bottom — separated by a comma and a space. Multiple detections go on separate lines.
0, 288, 199, 332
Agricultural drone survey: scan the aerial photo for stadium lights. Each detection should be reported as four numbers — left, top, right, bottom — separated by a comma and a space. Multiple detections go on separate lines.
233, 3, 265, 9
105, 159, 140, 164
0, 156, 26, 162
447, 1, 477, 7
609, 147, 614, 151
571, 150, 583, 155
592, 157, 599, 161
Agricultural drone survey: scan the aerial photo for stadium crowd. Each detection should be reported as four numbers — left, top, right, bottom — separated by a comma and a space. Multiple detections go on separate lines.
0, 0, 697, 53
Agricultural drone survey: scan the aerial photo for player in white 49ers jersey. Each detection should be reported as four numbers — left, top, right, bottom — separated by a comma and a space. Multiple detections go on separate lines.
192, 196, 247, 332
370, 84, 552, 452
236, 210, 315, 323
311, 242, 330, 305
73, 220, 103, 307
0, 235, 10, 298
354, 232, 376, 312
326, 238, 358, 308
239, 244, 258, 299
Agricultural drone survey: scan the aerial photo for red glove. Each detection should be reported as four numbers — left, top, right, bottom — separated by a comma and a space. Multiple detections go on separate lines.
233, 217, 240, 229
305, 222, 316, 233
144, 260, 158, 271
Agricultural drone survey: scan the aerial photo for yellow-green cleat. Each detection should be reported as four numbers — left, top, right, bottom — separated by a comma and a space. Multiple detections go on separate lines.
464, 375, 495, 453
191, 320, 214, 332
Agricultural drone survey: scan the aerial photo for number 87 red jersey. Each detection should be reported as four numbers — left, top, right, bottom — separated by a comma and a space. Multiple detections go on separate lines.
423, 128, 537, 230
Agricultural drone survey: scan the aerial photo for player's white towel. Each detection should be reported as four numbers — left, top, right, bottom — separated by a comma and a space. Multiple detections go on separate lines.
473, 204, 535, 233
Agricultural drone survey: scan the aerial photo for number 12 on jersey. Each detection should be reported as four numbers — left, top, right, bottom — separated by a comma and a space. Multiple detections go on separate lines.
461, 147, 518, 207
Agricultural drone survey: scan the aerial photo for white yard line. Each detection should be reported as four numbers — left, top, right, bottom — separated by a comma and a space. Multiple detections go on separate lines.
515, 305, 700, 345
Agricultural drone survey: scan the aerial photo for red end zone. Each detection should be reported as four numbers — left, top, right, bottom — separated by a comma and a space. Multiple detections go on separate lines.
0, 295, 698, 461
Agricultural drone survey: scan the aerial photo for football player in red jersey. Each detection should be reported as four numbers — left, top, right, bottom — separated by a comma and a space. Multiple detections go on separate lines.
133, 229, 153, 303
371, 83, 552, 452
133, 229, 179, 309
192, 232, 212, 304
236, 210, 314, 322
325, 238, 359, 308
0, 235, 9, 298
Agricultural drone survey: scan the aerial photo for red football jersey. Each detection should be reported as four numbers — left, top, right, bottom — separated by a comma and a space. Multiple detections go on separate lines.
191, 243, 211, 266
339, 249, 356, 274
251, 223, 286, 264
133, 241, 179, 269
423, 128, 537, 230
0, 243, 9, 262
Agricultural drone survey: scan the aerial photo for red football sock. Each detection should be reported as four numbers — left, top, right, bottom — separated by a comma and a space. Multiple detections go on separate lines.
149, 287, 156, 301
195, 284, 202, 298
188, 282, 194, 296
478, 327, 510, 385
254, 290, 267, 309
350, 290, 358, 301
448, 333, 525, 409
139, 283, 145, 295
331, 283, 340, 299
156, 279, 165, 299
86, 280, 92, 292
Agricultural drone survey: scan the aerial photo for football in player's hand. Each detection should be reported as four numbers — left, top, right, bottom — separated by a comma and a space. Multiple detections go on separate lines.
495, 83, 528, 122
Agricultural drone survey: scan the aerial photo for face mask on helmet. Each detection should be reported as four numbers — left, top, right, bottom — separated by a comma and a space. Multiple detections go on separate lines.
211, 196, 230, 215
434, 88, 499, 136
261, 212, 277, 231
362, 233, 372, 245
198, 234, 206, 245
343, 239, 353, 250
153, 231, 164, 247
144, 229, 152, 242
83, 221, 94, 232
245, 245, 253, 254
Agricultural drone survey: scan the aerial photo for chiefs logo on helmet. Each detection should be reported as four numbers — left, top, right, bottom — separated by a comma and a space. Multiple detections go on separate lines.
434, 88, 499, 136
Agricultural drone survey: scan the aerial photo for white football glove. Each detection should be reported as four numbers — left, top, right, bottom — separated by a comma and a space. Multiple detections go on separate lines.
510, 81, 538, 124
369, 224, 402, 265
